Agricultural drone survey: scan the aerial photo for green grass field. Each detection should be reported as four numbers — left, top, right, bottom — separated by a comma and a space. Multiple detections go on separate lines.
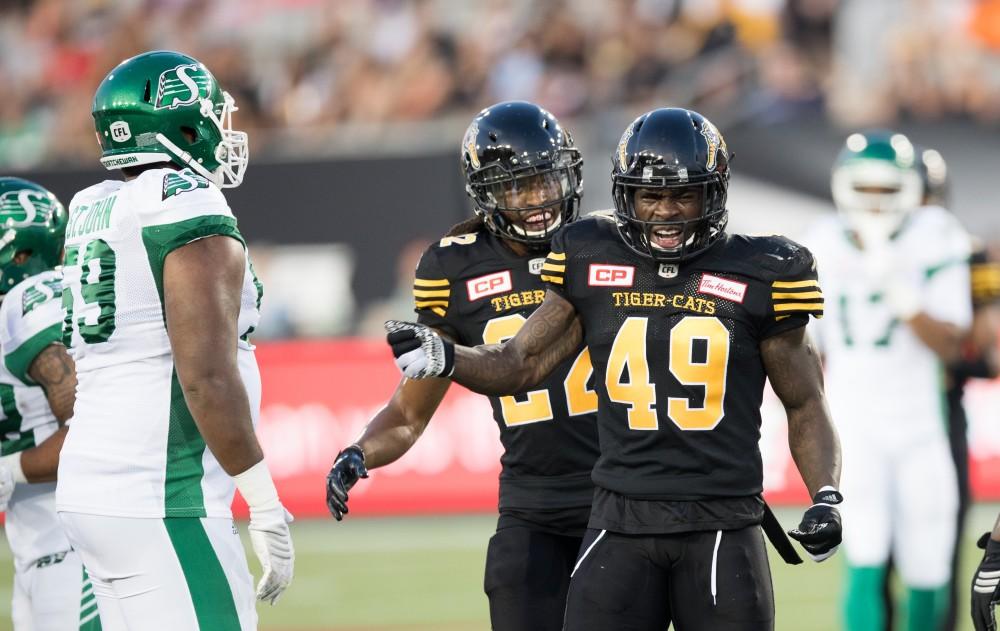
0, 506, 994, 630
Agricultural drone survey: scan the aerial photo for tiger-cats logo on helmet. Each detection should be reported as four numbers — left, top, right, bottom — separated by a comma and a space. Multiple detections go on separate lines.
617, 124, 634, 173
463, 121, 480, 169
154, 63, 213, 110
0, 190, 56, 228
699, 119, 727, 171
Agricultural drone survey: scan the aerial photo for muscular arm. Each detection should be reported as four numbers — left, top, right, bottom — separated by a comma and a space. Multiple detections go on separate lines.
10, 343, 78, 482
29, 343, 76, 424
761, 326, 841, 495
356, 376, 451, 469
165, 235, 262, 476
451, 290, 581, 395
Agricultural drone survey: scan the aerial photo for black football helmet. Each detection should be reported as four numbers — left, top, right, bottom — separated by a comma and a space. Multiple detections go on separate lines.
612, 108, 730, 261
462, 101, 583, 246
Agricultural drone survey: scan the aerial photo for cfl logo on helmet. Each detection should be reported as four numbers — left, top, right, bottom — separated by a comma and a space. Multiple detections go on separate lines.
588, 264, 634, 287
109, 121, 131, 142
467, 270, 512, 301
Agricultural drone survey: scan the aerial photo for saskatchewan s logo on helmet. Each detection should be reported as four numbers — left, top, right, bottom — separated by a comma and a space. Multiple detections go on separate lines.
155, 63, 213, 110
0, 190, 55, 228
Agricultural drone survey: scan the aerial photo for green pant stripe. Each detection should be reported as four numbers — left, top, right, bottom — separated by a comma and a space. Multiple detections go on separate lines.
164, 518, 241, 631
79, 566, 102, 630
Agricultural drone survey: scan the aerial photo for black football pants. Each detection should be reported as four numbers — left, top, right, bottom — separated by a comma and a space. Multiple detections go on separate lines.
563, 525, 774, 631
484, 525, 584, 631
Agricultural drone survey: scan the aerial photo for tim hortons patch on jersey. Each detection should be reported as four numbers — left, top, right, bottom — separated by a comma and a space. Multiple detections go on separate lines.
467, 270, 513, 301
698, 273, 747, 303
588, 264, 635, 287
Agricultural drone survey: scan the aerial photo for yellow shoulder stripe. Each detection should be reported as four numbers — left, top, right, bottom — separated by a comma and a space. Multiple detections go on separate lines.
772, 291, 824, 300
414, 278, 450, 288
774, 302, 824, 313
540, 274, 564, 285
772, 279, 820, 289
547, 251, 567, 261
415, 300, 449, 308
413, 289, 450, 298
430, 306, 446, 317
541, 263, 565, 273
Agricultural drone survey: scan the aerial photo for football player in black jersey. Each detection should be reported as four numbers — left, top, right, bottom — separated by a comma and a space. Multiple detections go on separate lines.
325, 101, 601, 631
386, 108, 843, 630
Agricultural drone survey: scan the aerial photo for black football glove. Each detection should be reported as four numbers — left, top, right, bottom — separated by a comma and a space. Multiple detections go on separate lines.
788, 487, 843, 562
325, 445, 368, 521
972, 532, 1000, 631
385, 320, 455, 379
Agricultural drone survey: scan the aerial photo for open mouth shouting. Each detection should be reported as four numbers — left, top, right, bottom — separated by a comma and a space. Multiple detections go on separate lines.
650, 225, 684, 249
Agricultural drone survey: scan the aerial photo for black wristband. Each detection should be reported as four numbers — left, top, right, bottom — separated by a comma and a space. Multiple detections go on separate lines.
442, 339, 455, 376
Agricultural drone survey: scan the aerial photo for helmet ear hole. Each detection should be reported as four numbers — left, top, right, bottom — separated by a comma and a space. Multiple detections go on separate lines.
143, 80, 151, 103
180, 126, 198, 145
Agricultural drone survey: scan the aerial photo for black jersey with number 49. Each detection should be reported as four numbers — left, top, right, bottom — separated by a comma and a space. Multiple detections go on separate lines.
413, 228, 600, 514
542, 213, 823, 501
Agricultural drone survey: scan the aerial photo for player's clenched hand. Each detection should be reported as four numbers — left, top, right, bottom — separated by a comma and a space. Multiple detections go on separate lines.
248, 504, 295, 604
788, 487, 843, 562
972, 533, 1000, 631
326, 445, 368, 521
385, 320, 454, 379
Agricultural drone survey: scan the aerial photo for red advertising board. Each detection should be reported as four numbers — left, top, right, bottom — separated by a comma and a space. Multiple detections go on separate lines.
244, 339, 1000, 518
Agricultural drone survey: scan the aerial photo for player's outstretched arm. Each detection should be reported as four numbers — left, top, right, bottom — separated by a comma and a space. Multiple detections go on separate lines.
164, 235, 293, 604
762, 325, 843, 562
0, 343, 77, 486
326, 375, 450, 520
386, 290, 582, 395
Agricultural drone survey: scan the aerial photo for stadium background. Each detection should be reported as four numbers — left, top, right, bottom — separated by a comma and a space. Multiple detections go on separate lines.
1, 0, 1000, 629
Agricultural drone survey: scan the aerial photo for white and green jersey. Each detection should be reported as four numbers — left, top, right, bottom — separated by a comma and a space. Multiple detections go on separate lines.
802, 205, 971, 445
55, 167, 263, 519
0, 270, 70, 568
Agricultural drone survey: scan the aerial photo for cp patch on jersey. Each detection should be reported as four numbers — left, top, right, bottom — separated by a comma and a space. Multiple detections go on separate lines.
467, 270, 512, 301
588, 264, 634, 287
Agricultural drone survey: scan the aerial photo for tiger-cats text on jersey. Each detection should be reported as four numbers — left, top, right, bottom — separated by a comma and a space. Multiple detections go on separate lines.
543, 213, 823, 534
414, 227, 600, 533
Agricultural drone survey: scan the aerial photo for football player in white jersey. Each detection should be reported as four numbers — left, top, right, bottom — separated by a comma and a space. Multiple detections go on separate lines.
802, 131, 971, 631
55, 50, 292, 631
0, 177, 102, 630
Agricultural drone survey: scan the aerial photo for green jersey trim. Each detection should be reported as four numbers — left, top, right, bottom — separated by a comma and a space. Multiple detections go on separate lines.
5, 324, 61, 385
163, 518, 242, 631
164, 367, 208, 517
141, 214, 244, 324
924, 257, 965, 280
79, 566, 102, 629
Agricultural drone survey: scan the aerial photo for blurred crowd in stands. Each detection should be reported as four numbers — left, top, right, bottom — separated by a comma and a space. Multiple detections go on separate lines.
1, 0, 998, 169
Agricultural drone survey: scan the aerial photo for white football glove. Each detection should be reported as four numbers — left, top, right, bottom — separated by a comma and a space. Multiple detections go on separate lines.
233, 460, 295, 605
863, 246, 922, 320
384, 320, 454, 379
0, 465, 14, 512
248, 504, 295, 604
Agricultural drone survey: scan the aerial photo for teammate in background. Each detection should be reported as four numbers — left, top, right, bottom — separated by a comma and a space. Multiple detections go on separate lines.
803, 131, 971, 631
55, 51, 291, 631
925, 147, 1000, 631
972, 514, 1000, 630
0, 178, 101, 630
386, 108, 843, 630
326, 101, 600, 631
